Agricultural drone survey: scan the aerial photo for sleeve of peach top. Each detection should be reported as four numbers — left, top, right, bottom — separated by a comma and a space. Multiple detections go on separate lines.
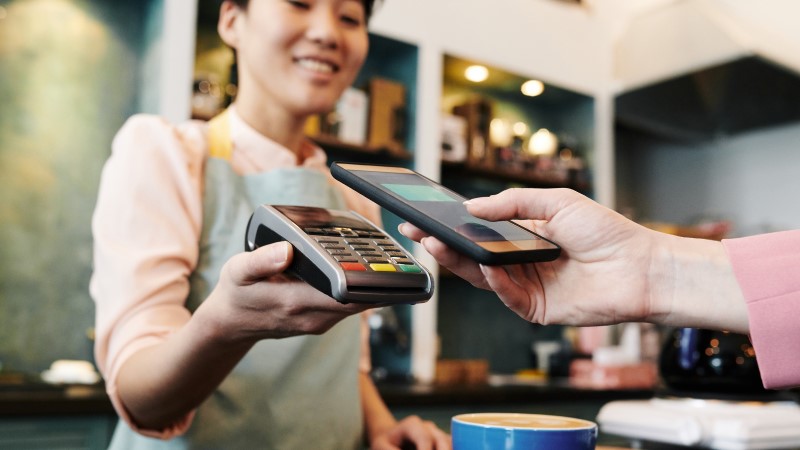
90, 115, 206, 438
722, 230, 800, 390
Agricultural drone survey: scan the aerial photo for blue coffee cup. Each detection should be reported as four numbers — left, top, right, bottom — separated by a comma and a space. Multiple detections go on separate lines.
452, 412, 598, 450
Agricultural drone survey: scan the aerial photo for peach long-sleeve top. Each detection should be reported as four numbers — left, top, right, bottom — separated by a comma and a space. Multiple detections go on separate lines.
723, 230, 800, 390
90, 107, 379, 438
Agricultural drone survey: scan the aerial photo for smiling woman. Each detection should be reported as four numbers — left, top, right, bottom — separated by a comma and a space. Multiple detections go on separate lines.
89, 0, 451, 449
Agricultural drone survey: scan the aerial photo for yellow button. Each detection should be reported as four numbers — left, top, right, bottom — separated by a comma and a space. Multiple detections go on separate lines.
369, 263, 397, 272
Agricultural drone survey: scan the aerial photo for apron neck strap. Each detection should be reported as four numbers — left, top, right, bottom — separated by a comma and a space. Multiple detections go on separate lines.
208, 109, 233, 161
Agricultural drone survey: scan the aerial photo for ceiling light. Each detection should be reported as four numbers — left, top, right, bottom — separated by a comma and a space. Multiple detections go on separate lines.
465, 65, 489, 83
521, 79, 545, 97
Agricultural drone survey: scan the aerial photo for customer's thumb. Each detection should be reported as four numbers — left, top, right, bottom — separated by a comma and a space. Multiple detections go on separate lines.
465, 188, 572, 222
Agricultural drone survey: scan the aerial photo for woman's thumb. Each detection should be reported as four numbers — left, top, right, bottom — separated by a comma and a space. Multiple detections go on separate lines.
232, 241, 293, 283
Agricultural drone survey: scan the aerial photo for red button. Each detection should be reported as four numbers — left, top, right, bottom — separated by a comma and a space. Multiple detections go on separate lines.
340, 262, 367, 271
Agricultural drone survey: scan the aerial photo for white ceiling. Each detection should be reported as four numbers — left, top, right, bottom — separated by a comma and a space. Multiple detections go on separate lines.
576, 0, 800, 91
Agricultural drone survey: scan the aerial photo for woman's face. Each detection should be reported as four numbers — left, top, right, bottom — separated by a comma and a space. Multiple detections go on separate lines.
229, 0, 369, 118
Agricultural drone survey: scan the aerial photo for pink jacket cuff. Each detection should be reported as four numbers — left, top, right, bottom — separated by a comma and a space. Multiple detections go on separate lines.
722, 230, 800, 390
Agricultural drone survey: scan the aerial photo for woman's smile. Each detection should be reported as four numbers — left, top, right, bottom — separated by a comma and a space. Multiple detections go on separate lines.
293, 56, 340, 74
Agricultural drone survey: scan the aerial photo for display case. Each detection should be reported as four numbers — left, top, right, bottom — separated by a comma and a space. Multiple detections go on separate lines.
440, 54, 595, 198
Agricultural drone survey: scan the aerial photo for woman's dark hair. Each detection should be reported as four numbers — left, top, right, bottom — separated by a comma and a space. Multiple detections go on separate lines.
229, 0, 377, 22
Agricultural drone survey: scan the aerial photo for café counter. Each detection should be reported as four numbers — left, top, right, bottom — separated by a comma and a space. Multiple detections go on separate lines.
0, 375, 651, 448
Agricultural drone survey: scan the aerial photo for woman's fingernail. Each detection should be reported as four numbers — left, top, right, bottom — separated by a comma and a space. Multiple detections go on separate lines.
273, 242, 289, 264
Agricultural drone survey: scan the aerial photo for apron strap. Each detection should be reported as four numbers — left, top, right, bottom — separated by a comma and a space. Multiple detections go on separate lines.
208, 109, 233, 161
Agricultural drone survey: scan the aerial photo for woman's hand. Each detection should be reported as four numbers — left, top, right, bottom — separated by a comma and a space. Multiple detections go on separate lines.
200, 241, 374, 344
369, 415, 451, 450
118, 241, 375, 429
400, 188, 662, 326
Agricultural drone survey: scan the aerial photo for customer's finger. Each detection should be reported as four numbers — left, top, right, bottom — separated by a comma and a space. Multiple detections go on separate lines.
398, 222, 429, 241
420, 237, 490, 290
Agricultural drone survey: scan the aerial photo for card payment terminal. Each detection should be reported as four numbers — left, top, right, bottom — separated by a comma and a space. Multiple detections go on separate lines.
245, 205, 434, 304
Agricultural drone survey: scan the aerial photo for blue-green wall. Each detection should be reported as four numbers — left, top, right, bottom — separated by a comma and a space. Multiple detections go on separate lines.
0, 0, 155, 373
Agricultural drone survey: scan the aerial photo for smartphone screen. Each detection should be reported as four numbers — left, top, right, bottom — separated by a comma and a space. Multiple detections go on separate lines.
332, 163, 560, 264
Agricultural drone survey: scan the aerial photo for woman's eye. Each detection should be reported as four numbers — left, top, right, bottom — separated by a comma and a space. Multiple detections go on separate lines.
339, 4, 365, 27
287, 0, 311, 10
340, 14, 363, 26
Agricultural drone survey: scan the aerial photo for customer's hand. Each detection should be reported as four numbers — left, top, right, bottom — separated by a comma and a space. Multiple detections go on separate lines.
200, 241, 374, 344
400, 188, 661, 326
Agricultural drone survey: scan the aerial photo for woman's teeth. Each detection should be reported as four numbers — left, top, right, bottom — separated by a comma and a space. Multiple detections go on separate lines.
297, 58, 335, 74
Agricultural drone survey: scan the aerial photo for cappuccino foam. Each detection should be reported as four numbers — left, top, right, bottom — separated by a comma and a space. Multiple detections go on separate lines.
454, 413, 594, 429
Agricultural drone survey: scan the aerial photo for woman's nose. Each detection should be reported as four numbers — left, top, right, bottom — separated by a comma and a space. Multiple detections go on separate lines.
305, 9, 340, 49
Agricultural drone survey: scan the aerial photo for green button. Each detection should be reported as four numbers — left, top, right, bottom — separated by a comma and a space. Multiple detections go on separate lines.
398, 264, 422, 273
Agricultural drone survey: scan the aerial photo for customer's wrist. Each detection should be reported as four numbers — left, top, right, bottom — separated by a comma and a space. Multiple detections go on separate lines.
651, 234, 748, 333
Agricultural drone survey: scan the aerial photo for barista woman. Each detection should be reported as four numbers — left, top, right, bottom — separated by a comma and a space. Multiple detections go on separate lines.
91, 0, 450, 448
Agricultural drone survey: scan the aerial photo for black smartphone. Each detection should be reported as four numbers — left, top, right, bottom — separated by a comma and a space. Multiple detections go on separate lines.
331, 162, 561, 265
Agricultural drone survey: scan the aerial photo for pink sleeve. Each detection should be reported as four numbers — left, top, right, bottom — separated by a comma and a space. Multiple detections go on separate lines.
90, 115, 205, 438
722, 230, 800, 390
